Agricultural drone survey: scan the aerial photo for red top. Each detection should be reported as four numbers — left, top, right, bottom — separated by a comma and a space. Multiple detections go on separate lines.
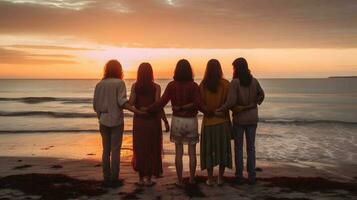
149, 81, 206, 118
133, 84, 157, 119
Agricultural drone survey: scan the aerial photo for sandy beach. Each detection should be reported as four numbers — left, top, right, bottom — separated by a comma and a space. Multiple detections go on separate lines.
0, 133, 356, 200
1, 0, 357, 197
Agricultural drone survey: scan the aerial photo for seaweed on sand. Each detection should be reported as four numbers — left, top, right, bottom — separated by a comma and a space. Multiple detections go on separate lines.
180, 177, 206, 198
264, 197, 311, 200
13, 165, 33, 170
119, 187, 144, 200
0, 173, 106, 200
261, 177, 357, 195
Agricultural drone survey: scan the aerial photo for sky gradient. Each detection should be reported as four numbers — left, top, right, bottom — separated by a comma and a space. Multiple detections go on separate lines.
0, 0, 356, 78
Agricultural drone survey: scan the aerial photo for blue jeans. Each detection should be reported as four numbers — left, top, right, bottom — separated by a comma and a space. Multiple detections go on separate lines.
233, 124, 257, 179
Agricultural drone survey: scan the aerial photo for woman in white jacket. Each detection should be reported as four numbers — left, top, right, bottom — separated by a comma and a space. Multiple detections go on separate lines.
93, 59, 144, 187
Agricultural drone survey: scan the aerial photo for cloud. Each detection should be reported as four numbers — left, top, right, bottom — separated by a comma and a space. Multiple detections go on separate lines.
27, 54, 74, 58
7, 44, 95, 50
0, 47, 76, 65
0, 0, 356, 48
1, 0, 93, 10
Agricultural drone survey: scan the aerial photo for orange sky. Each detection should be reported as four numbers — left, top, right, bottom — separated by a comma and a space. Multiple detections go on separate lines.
0, 0, 356, 78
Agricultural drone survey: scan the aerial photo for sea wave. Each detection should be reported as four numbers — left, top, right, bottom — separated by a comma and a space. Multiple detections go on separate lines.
259, 118, 357, 125
0, 111, 98, 118
0, 110, 357, 125
0, 111, 176, 118
0, 129, 133, 134
0, 97, 175, 107
0, 97, 92, 104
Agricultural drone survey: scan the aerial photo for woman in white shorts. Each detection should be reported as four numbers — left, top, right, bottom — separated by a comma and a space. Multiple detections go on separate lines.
148, 59, 207, 186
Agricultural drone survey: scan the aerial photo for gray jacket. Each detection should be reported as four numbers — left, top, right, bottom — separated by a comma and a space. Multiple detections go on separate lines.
219, 77, 264, 125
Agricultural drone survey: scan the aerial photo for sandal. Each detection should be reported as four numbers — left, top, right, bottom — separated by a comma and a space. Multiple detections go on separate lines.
135, 180, 145, 187
206, 179, 214, 186
175, 181, 184, 188
145, 180, 156, 187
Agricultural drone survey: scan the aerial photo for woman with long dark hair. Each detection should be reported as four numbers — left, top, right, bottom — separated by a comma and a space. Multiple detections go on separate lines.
199, 59, 232, 186
129, 62, 164, 186
148, 59, 207, 186
93, 59, 144, 186
216, 57, 265, 185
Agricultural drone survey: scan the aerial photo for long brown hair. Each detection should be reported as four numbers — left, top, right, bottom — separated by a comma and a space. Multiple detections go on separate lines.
202, 59, 223, 93
173, 59, 194, 82
135, 62, 155, 94
233, 57, 252, 87
103, 59, 123, 80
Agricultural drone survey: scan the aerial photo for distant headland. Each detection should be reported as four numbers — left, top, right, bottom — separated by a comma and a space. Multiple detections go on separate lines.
328, 76, 357, 78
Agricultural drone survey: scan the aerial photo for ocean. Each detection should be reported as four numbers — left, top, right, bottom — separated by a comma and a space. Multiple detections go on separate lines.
0, 79, 356, 168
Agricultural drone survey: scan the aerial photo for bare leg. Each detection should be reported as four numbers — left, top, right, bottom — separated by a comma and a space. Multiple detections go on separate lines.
175, 143, 184, 184
136, 172, 144, 186
218, 165, 225, 185
146, 175, 156, 186
206, 167, 214, 186
188, 144, 197, 183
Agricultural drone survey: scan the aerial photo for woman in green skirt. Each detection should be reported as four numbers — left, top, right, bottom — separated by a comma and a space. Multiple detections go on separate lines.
199, 59, 232, 186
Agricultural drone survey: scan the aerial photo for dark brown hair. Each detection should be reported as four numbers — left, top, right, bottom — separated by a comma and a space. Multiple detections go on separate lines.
202, 59, 223, 93
103, 59, 123, 80
173, 59, 194, 82
233, 57, 252, 87
135, 62, 155, 94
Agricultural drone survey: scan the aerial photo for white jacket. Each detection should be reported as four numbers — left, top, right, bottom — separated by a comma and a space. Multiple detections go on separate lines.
93, 78, 128, 127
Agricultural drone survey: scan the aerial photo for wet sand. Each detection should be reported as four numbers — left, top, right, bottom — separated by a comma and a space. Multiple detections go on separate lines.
0, 133, 356, 199
1, 156, 356, 200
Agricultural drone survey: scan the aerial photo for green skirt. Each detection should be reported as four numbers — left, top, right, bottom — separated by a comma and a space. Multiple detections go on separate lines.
200, 122, 232, 170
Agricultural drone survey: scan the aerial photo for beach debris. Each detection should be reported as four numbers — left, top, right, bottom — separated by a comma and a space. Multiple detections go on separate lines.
264, 197, 311, 200
40, 146, 54, 150
261, 177, 357, 195
0, 173, 106, 200
119, 187, 144, 199
13, 165, 33, 170
255, 167, 263, 172
50, 165, 63, 169
174, 177, 206, 198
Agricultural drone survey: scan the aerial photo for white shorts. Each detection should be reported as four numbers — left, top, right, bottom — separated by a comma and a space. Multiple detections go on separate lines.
170, 116, 199, 145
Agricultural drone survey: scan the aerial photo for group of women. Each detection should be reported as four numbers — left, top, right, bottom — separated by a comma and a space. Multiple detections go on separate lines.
93, 57, 265, 188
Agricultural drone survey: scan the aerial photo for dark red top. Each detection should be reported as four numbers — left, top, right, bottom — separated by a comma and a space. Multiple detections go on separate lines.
134, 84, 157, 119
149, 81, 206, 118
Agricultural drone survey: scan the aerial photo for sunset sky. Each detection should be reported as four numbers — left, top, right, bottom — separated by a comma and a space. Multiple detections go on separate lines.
0, 0, 356, 79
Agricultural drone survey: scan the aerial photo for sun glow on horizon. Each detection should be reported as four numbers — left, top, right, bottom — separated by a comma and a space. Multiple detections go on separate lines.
1, 35, 357, 79
1, 40, 357, 79
1, 1, 357, 78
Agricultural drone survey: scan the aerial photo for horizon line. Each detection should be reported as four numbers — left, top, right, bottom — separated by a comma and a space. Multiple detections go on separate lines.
1, 77, 356, 80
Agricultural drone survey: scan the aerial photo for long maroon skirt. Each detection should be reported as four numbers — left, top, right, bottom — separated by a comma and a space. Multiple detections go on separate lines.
132, 115, 163, 177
